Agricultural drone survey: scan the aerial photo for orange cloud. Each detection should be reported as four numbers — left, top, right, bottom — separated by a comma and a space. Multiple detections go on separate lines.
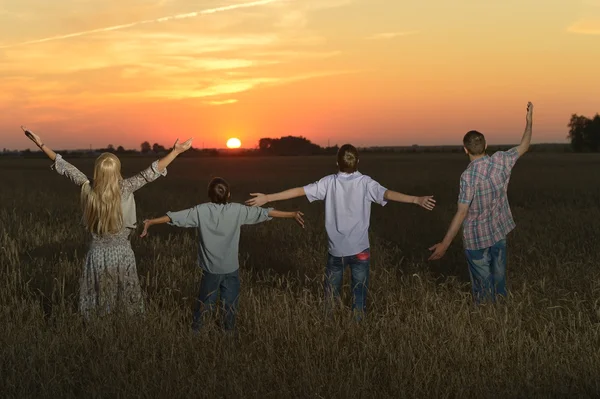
206, 99, 238, 106
365, 31, 420, 40
567, 19, 600, 34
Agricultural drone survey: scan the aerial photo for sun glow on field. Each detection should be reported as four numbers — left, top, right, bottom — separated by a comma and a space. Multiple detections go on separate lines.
226, 138, 242, 149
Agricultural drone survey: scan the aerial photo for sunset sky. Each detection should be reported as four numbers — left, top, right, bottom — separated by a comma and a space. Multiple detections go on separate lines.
1, 0, 599, 150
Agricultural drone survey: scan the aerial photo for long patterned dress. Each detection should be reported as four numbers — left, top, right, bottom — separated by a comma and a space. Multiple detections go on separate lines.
52, 154, 166, 317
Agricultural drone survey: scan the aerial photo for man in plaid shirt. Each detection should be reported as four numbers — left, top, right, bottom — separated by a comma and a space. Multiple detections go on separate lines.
429, 102, 534, 303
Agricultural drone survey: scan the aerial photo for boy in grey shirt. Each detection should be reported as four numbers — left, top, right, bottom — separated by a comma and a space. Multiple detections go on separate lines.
141, 177, 304, 332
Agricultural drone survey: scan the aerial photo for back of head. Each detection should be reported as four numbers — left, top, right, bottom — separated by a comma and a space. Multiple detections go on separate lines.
208, 177, 230, 204
463, 130, 487, 156
81, 152, 124, 235
337, 144, 359, 173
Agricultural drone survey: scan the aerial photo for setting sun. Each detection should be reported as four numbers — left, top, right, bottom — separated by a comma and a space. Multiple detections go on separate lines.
226, 138, 241, 149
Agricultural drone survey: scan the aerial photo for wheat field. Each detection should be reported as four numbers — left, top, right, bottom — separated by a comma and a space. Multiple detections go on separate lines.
1, 153, 600, 398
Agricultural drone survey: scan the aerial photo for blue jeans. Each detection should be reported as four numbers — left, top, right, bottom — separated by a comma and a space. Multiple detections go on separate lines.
465, 239, 507, 304
324, 248, 370, 320
192, 269, 240, 332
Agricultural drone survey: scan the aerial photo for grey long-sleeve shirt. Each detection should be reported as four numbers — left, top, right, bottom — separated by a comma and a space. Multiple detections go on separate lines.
167, 203, 273, 274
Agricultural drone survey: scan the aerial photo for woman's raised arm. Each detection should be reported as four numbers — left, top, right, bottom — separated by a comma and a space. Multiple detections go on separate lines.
22, 126, 90, 187
122, 137, 193, 194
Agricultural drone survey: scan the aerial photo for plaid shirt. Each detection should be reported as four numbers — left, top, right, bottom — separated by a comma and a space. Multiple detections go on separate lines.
458, 147, 520, 250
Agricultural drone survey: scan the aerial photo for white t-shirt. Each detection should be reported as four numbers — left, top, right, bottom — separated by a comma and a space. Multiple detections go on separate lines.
303, 171, 388, 257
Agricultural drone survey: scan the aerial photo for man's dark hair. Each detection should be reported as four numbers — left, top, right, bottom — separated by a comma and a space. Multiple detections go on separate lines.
463, 130, 486, 155
337, 144, 359, 173
208, 177, 230, 204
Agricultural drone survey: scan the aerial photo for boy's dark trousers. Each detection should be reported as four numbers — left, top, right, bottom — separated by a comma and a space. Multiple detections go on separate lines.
192, 269, 240, 332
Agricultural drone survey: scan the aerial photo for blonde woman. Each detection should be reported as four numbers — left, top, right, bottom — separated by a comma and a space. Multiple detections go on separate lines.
22, 126, 193, 317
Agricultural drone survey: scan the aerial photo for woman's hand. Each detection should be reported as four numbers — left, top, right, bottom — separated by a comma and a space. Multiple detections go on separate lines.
172, 138, 193, 155
21, 126, 43, 147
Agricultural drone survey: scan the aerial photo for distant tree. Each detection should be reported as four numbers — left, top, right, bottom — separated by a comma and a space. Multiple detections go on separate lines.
587, 114, 600, 152
152, 143, 167, 153
568, 114, 588, 152
107, 144, 115, 152
257, 136, 321, 156
259, 138, 273, 151
141, 141, 151, 153
568, 113, 600, 152
116, 145, 125, 153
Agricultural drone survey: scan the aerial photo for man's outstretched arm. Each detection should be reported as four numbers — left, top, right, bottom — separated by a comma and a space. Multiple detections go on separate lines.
428, 203, 470, 260
516, 102, 534, 157
245, 187, 306, 207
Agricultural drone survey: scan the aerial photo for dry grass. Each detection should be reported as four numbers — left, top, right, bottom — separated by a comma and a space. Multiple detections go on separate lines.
1, 153, 600, 398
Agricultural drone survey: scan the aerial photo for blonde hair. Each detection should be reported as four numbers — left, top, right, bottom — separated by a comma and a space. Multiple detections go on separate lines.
81, 153, 123, 235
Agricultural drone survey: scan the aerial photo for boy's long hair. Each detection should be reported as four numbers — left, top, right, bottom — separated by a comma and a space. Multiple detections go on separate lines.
81, 153, 124, 235
337, 144, 359, 173
208, 177, 230, 204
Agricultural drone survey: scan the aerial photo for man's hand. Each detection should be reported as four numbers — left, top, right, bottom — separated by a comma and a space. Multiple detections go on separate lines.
293, 211, 305, 228
140, 220, 152, 238
173, 138, 193, 155
526, 101, 533, 123
415, 196, 436, 211
428, 242, 449, 261
246, 193, 268, 207
21, 126, 43, 147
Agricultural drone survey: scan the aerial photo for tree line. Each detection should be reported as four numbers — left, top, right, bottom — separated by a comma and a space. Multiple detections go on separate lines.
568, 113, 600, 152
5, 116, 599, 157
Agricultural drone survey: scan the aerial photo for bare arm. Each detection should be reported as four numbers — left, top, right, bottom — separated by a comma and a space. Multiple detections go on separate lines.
38, 143, 57, 161
156, 138, 192, 172
428, 203, 470, 260
21, 127, 91, 186
384, 190, 436, 211
246, 187, 306, 207
516, 102, 534, 157
21, 127, 57, 161
140, 215, 171, 237
122, 138, 194, 193
268, 209, 305, 228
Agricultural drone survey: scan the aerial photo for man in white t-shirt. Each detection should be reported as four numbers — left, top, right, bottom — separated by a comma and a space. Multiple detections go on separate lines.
246, 144, 436, 319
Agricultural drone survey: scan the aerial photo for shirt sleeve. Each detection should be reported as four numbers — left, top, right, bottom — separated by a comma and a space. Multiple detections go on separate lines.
122, 160, 167, 195
166, 207, 200, 228
51, 154, 90, 187
496, 147, 520, 171
239, 206, 273, 225
303, 175, 332, 203
365, 177, 388, 206
458, 174, 475, 205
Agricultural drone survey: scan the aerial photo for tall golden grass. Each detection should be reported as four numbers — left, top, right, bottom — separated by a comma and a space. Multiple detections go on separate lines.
1, 153, 599, 398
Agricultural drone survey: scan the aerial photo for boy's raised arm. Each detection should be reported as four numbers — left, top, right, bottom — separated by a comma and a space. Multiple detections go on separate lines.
384, 190, 436, 211
245, 187, 306, 207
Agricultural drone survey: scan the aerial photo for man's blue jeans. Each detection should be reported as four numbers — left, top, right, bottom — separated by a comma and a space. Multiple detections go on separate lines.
324, 248, 370, 320
192, 269, 240, 332
465, 239, 507, 304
